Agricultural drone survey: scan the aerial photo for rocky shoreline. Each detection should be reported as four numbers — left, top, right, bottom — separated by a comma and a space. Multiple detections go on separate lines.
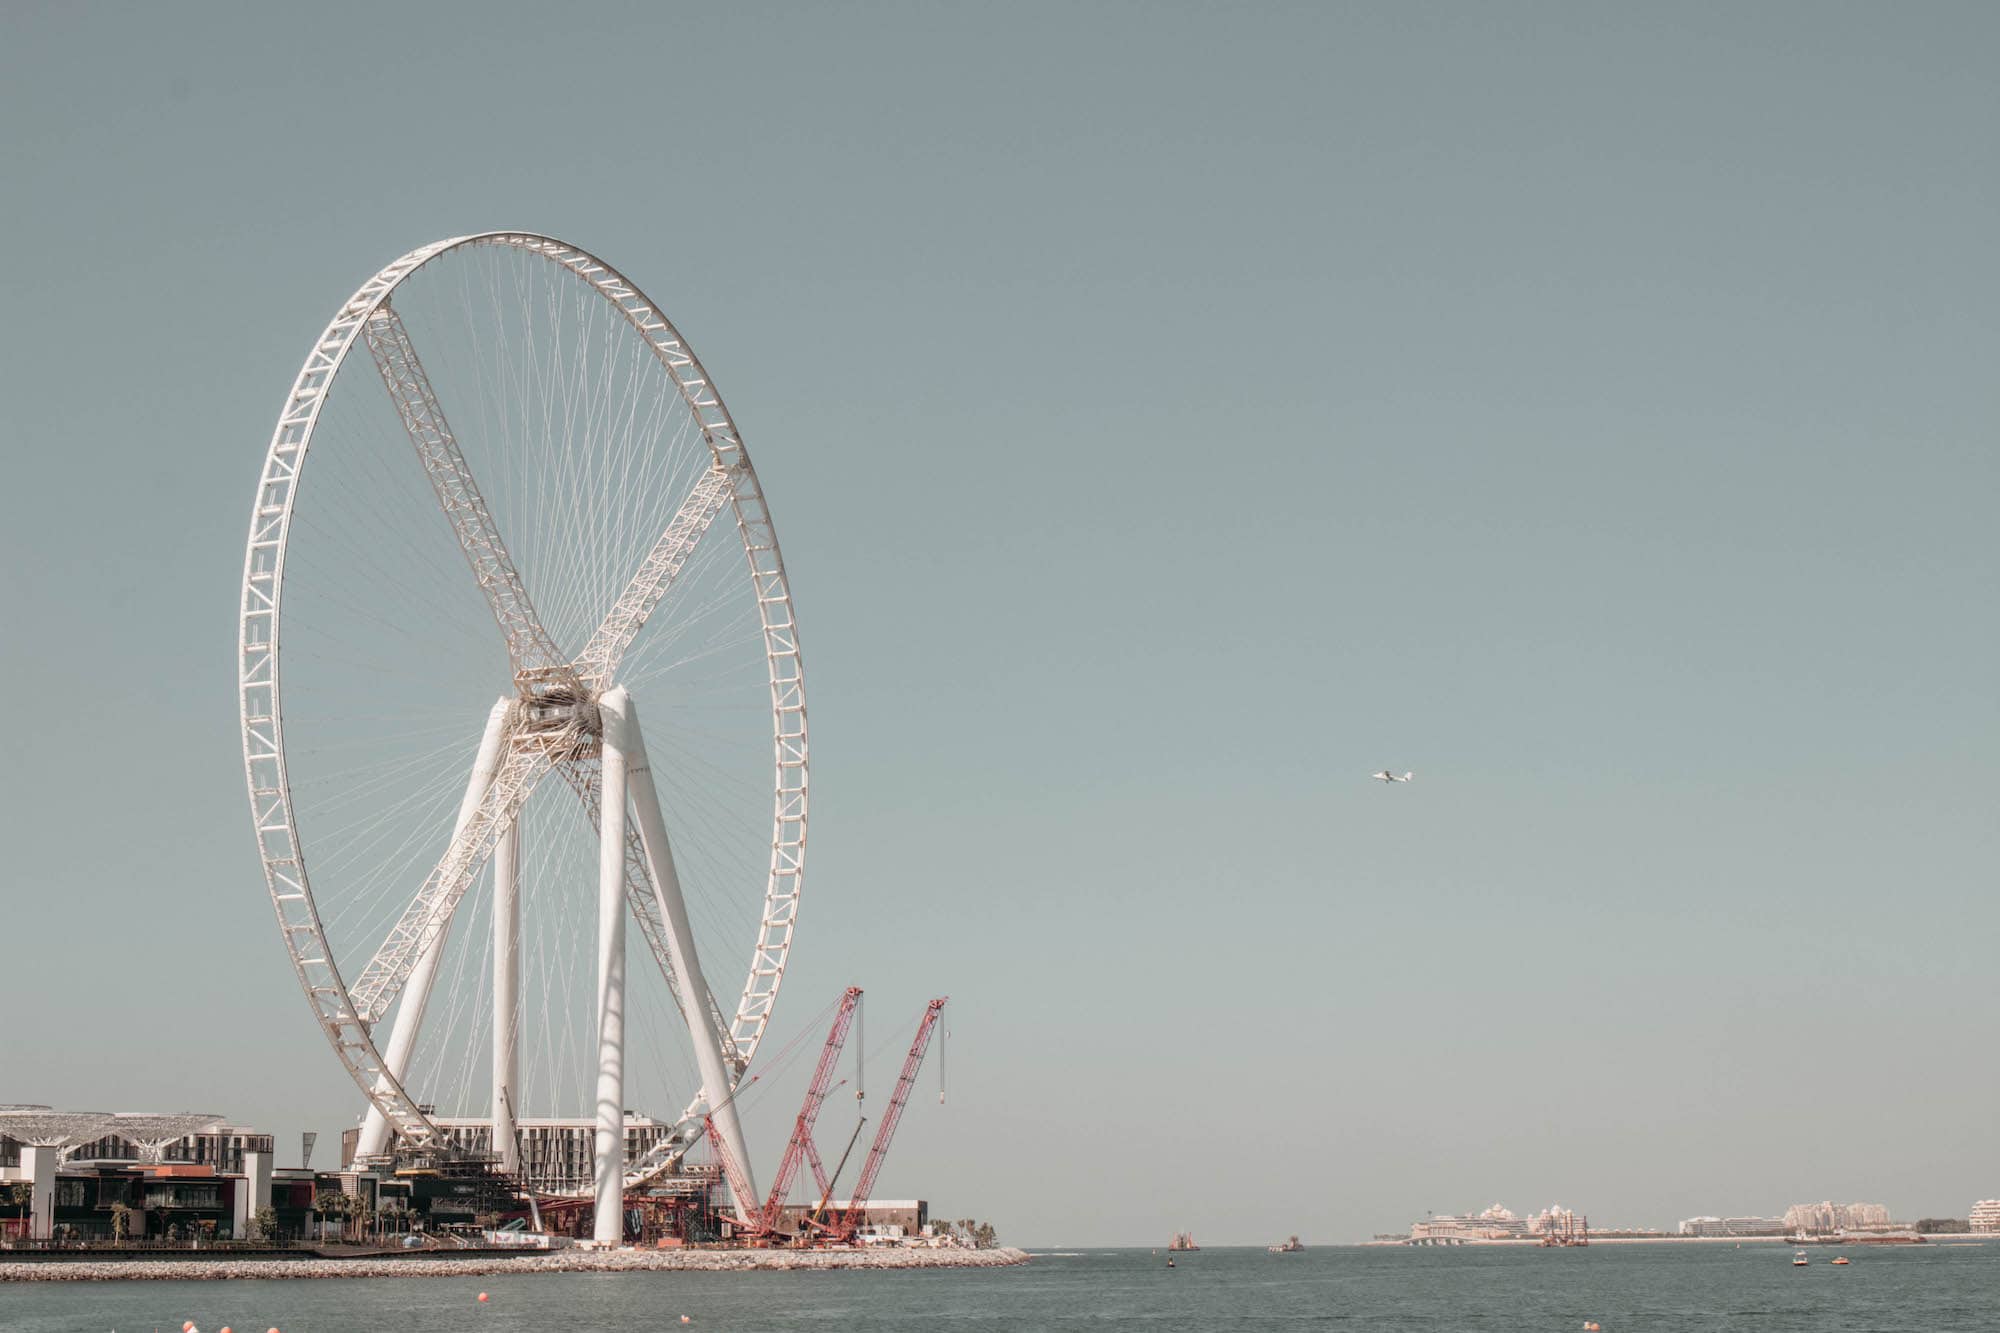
0, 1246, 1030, 1283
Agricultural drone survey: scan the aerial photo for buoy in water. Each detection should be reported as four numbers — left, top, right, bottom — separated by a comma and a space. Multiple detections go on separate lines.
477, 1292, 490, 1303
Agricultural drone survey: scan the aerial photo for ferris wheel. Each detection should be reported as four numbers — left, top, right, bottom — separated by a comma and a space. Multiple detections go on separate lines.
237, 234, 806, 1236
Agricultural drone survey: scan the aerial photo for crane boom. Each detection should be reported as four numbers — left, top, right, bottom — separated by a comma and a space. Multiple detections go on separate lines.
703, 1114, 758, 1229
804, 1135, 830, 1199
835, 996, 947, 1239
758, 986, 862, 1233
808, 1115, 867, 1234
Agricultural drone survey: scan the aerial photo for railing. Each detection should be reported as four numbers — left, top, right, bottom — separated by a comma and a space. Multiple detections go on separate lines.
0, 1238, 308, 1253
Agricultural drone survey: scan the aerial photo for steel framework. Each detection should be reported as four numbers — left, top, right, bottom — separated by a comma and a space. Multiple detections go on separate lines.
239, 235, 808, 1229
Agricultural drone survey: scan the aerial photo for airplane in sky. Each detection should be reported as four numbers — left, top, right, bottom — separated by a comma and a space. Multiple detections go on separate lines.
1372, 770, 1414, 783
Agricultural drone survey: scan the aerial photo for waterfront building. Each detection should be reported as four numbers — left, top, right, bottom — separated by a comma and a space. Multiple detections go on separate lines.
1526, 1205, 1588, 1237
1677, 1215, 1788, 1237
1409, 1204, 1531, 1242
339, 1112, 678, 1195
1, 1107, 276, 1242
1970, 1200, 2000, 1234
70, 1123, 274, 1175
1782, 1201, 1891, 1234
771, 1199, 928, 1237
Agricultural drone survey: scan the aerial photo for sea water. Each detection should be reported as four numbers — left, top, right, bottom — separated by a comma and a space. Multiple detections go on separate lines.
2, 1241, 1994, 1331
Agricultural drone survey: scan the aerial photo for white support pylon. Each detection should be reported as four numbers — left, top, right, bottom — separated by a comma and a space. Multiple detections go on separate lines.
355, 697, 513, 1163
492, 814, 521, 1177
593, 688, 634, 1245
608, 689, 759, 1217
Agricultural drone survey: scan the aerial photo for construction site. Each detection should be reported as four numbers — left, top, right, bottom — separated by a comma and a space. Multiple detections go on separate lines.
3, 991, 952, 1252
380, 989, 955, 1250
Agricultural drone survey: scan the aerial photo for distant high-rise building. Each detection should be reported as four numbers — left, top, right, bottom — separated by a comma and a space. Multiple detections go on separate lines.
1969, 1200, 2000, 1234
1782, 1201, 1891, 1234
1527, 1204, 1588, 1236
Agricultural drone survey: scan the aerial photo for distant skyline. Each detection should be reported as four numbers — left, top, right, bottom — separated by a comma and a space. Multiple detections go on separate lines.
3, 2, 1998, 1245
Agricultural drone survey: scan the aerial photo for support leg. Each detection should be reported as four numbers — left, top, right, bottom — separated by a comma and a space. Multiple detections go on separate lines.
22, 1145, 55, 1241
355, 697, 513, 1163
492, 816, 521, 1177
593, 689, 633, 1245
607, 689, 759, 1216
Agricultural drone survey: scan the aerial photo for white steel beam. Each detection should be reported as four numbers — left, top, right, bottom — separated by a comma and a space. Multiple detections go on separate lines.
594, 689, 634, 1244
492, 812, 521, 1176
607, 689, 758, 1215
355, 697, 512, 1163
553, 757, 743, 1073
347, 727, 564, 1026
573, 465, 735, 689
362, 304, 566, 679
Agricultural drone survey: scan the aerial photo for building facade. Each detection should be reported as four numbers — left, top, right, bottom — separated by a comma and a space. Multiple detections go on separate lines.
1677, 1216, 1789, 1237
70, 1124, 275, 1175
340, 1114, 679, 1195
1782, 1201, 1891, 1234
1969, 1200, 2000, 1234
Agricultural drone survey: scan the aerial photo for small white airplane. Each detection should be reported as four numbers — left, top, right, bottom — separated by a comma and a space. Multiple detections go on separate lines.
1372, 770, 1414, 783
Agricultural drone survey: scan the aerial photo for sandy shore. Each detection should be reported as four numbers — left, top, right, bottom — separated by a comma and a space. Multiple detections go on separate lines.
0, 1246, 1031, 1283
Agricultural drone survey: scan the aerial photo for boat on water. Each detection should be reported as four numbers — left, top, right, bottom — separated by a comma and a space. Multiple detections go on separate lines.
1831, 1256, 1851, 1265
1168, 1231, 1200, 1252
1792, 1250, 1809, 1267
1268, 1235, 1304, 1254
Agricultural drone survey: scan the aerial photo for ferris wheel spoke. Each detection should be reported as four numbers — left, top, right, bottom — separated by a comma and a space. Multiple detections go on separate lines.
362, 301, 567, 678
550, 754, 737, 1066
573, 463, 737, 689
348, 726, 562, 1026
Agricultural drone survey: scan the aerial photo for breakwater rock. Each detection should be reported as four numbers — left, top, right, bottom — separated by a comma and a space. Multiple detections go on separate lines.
0, 1246, 1031, 1282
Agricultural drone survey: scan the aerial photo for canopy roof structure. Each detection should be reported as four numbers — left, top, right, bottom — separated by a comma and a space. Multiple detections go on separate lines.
0, 1108, 225, 1161
0, 1109, 116, 1147
97, 1113, 228, 1160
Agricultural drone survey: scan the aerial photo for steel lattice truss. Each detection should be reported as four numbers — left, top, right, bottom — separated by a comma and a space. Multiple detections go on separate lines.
0, 1111, 115, 1148
239, 234, 807, 1184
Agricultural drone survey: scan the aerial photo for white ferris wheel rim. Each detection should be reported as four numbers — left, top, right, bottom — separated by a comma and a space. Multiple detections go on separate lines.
237, 232, 808, 1168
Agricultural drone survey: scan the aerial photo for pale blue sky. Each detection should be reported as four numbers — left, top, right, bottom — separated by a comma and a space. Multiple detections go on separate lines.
2, 2, 1995, 1244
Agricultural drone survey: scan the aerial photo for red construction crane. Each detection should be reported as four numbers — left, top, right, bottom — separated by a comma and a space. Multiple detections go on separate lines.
757, 985, 862, 1235
704, 986, 865, 1238
832, 996, 947, 1241
703, 1113, 759, 1229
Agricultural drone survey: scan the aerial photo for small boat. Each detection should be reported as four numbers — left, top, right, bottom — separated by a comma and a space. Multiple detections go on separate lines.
1268, 1235, 1304, 1254
1831, 1256, 1850, 1266
1792, 1250, 1809, 1267
1165, 1257, 1176, 1268
1168, 1231, 1200, 1252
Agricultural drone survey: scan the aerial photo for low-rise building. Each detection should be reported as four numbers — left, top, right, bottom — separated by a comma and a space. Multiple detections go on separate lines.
1678, 1215, 1788, 1237
340, 1113, 679, 1196
1, 1107, 276, 1242
770, 1199, 927, 1237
